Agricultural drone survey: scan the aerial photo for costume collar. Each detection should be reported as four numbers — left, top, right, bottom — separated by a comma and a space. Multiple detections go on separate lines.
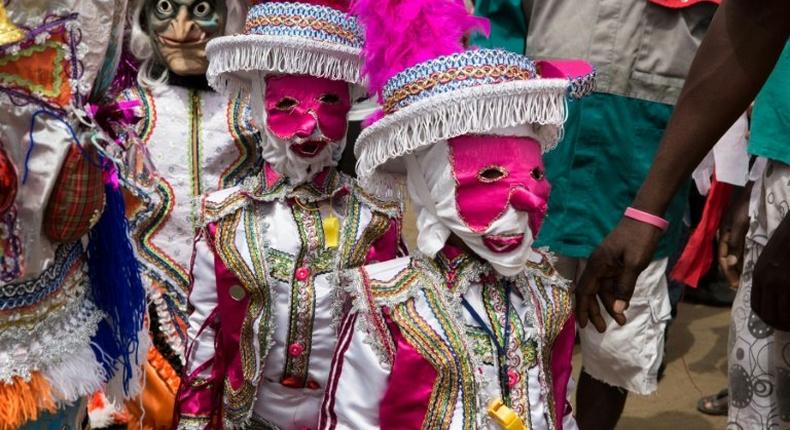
418, 245, 490, 293
243, 162, 349, 203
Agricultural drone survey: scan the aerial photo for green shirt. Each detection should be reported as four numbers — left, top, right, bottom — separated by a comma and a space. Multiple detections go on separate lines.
749, 39, 790, 166
471, 0, 527, 54
535, 93, 688, 259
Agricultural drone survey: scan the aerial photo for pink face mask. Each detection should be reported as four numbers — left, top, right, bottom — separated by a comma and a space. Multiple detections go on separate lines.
448, 135, 550, 237
264, 75, 351, 158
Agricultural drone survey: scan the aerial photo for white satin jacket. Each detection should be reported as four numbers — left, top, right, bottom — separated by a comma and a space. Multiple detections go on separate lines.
320, 249, 575, 430
178, 165, 402, 430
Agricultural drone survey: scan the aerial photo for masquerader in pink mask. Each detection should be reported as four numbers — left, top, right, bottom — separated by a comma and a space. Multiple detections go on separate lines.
175, 1, 403, 429
259, 74, 353, 184
318, 0, 596, 429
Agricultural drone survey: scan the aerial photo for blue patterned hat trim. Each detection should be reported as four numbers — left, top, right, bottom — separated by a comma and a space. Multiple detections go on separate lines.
381, 49, 538, 113
245, 2, 363, 50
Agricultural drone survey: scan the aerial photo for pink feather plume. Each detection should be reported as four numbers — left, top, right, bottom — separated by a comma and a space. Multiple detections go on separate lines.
352, 0, 490, 98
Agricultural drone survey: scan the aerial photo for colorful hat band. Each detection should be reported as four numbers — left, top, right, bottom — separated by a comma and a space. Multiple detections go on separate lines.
245, 2, 363, 51
382, 50, 537, 114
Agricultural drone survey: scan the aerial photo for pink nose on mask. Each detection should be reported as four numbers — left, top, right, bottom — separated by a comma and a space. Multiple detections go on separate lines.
291, 112, 319, 139
510, 187, 548, 235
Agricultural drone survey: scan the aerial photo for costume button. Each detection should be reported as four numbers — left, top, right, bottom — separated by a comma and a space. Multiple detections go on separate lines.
295, 267, 311, 281
507, 369, 520, 388
288, 342, 304, 357
281, 376, 301, 388
229, 285, 246, 301
307, 380, 320, 390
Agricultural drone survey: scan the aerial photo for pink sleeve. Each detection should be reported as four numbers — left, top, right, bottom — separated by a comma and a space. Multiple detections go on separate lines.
365, 219, 402, 264
175, 227, 223, 429
551, 315, 576, 430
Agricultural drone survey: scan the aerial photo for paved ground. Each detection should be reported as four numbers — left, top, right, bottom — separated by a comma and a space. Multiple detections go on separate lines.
572, 302, 730, 430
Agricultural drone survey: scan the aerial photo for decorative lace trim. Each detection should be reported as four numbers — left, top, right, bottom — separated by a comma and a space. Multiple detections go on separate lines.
206, 35, 364, 99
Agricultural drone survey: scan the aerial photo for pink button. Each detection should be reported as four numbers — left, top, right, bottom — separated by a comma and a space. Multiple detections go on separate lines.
295, 267, 310, 281
508, 369, 520, 388
288, 342, 304, 357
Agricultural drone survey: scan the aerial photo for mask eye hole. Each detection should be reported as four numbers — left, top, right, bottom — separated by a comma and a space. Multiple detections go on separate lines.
319, 93, 341, 104
531, 167, 545, 180
193, 1, 212, 18
274, 97, 298, 111
477, 166, 508, 183
156, 0, 175, 16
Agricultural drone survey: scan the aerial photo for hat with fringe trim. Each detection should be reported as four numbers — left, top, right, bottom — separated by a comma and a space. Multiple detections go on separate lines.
352, 0, 596, 196
206, 0, 365, 96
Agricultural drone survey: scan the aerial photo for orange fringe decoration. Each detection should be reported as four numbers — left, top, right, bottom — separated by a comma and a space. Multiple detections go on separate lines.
0, 373, 57, 430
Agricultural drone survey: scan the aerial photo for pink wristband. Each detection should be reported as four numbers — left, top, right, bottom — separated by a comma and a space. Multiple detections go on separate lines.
624, 207, 669, 231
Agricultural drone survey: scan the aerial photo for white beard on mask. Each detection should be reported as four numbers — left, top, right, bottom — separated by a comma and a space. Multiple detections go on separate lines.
406, 138, 536, 278
250, 79, 347, 186
259, 127, 345, 185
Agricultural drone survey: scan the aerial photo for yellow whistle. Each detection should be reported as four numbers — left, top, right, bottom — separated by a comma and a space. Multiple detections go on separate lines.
488, 399, 527, 430
323, 215, 340, 248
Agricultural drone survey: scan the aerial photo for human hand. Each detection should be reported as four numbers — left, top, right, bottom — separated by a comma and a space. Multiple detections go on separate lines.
576, 217, 663, 332
718, 184, 751, 289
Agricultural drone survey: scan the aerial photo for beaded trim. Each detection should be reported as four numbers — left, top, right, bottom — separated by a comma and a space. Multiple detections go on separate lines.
382, 50, 537, 114
176, 415, 211, 430
0, 250, 104, 386
222, 95, 260, 189
245, 3, 363, 49
0, 207, 22, 283
0, 242, 81, 311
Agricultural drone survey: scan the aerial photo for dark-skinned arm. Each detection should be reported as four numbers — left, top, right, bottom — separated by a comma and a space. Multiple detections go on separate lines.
576, 0, 790, 332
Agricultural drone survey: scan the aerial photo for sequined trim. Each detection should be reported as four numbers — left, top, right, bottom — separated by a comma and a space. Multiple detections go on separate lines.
177, 415, 210, 430
123, 86, 156, 146
222, 96, 259, 189
137, 180, 190, 292
0, 244, 103, 383
187, 89, 204, 223
282, 204, 326, 386
211, 208, 272, 425
390, 289, 477, 430
0, 207, 22, 283
202, 168, 351, 225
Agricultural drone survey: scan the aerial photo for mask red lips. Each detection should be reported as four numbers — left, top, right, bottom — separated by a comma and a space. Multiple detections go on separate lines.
290, 140, 328, 158
483, 234, 525, 253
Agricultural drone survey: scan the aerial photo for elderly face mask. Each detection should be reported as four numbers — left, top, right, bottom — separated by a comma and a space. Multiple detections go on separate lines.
408, 134, 550, 277
145, 0, 227, 75
256, 74, 351, 184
